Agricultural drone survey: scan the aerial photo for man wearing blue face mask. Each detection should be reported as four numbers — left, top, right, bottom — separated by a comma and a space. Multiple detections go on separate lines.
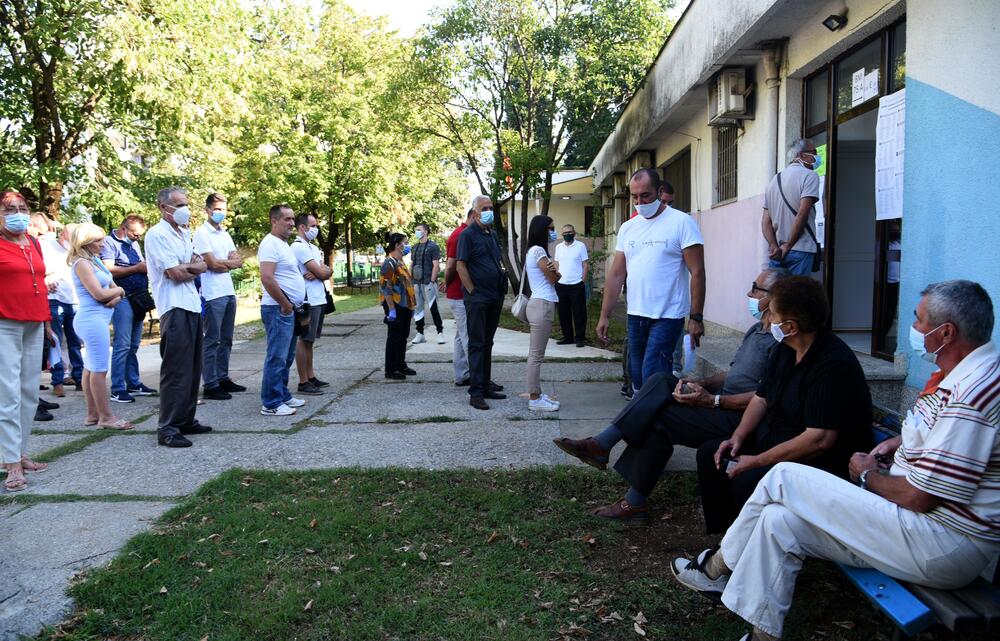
193, 193, 245, 401
762, 139, 823, 276
101, 215, 157, 402
456, 195, 508, 410
409, 223, 444, 346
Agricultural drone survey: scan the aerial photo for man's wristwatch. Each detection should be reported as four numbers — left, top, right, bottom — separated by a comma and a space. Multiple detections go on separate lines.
689, 313, 704, 322
713, 394, 721, 409
859, 468, 873, 491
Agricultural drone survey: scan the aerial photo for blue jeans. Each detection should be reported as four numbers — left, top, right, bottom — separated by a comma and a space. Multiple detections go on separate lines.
769, 250, 815, 276
202, 295, 237, 388
627, 315, 685, 392
48, 301, 83, 384
261, 305, 297, 410
110, 300, 144, 394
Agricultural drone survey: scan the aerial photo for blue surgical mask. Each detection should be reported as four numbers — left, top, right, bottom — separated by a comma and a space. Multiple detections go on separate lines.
170, 205, 191, 226
634, 200, 661, 218
748, 296, 765, 321
908, 323, 946, 364
414, 229, 424, 240
480, 209, 494, 226
4, 213, 30, 234
402, 244, 411, 256
210, 211, 226, 224
805, 152, 823, 172
548, 230, 558, 242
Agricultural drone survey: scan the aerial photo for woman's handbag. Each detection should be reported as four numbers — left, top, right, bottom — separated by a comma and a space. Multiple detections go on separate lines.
510, 262, 529, 323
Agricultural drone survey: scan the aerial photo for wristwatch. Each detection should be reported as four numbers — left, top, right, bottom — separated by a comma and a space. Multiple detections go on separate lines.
859, 469, 872, 491
689, 313, 704, 322
713, 394, 721, 409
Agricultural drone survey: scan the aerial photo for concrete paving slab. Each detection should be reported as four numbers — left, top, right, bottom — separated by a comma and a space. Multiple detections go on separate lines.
25, 433, 285, 497
556, 419, 697, 472
32, 391, 159, 433
548, 382, 629, 420
27, 433, 91, 455
266, 420, 564, 470
0, 501, 173, 641
407, 361, 623, 384
405, 318, 618, 360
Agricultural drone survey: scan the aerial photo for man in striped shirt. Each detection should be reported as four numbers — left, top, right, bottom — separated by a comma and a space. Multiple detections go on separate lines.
670, 280, 1000, 641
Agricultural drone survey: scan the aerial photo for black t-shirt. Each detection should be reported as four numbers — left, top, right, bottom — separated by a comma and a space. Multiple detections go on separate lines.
456, 223, 505, 304
755, 331, 873, 478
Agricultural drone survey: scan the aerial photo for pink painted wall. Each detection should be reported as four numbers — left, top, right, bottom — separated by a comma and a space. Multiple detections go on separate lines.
692, 194, 768, 333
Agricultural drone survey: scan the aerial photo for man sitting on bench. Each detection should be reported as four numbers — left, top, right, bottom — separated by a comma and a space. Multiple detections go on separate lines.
553, 268, 790, 524
671, 280, 1000, 641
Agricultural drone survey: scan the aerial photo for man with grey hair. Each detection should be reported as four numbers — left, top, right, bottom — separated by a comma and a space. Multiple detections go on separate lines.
672, 279, 1000, 641
144, 187, 210, 447
762, 139, 822, 276
556, 268, 788, 524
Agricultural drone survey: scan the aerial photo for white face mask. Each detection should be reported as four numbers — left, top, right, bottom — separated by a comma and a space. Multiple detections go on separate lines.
170, 205, 191, 226
633, 200, 661, 219
908, 323, 946, 364
770, 320, 793, 343
305, 227, 319, 241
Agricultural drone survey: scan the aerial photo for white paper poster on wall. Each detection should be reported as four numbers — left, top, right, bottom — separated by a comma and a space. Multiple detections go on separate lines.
851, 69, 866, 107
863, 70, 880, 102
875, 88, 906, 220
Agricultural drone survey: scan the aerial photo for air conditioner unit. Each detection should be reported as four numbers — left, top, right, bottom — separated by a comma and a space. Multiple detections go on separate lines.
708, 68, 752, 126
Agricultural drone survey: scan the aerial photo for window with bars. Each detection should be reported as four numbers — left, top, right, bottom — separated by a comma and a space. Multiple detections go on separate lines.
716, 127, 738, 203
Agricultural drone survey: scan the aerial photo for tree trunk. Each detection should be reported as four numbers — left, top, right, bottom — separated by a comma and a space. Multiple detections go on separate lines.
519, 180, 530, 267
539, 169, 554, 218
39, 180, 63, 218
321, 220, 340, 265
345, 216, 354, 287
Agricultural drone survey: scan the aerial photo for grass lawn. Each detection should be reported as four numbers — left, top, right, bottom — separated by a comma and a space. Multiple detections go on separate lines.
499, 296, 628, 353
331, 285, 380, 315
34, 467, 984, 641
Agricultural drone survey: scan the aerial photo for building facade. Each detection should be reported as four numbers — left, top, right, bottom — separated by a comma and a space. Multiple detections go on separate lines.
588, 0, 1000, 396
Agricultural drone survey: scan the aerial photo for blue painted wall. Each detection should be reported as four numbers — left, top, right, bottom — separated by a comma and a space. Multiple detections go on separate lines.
900, 78, 1000, 387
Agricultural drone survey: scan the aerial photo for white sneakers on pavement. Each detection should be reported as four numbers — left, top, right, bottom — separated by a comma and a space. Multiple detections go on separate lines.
411, 333, 426, 345
286, 397, 306, 408
436, 332, 446, 344
261, 403, 296, 416
529, 397, 560, 412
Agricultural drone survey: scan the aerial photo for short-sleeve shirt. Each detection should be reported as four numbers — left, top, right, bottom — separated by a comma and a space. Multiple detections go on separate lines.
445, 223, 468, 300
144, 219, 201, 315
456, 223, 505, 304
614, 207, 703, 319
720, 322, 777, 396
192, 222, 237, 301
554, 240, 588, 285
257, 233, 305, 307
754, 331, 874, 478
0, 237, 50, 321
379, 256, 415, 309
100, 230, 149, 295
290, 237, 327, 305
524, 245, 558, 303
764, 163, 820, 254
410, 240, 440, 285
41, 236, 76, 305
889, 341, 1000, 542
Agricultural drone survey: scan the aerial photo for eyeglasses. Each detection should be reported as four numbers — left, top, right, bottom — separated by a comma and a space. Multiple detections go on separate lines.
751, 282, 770, 294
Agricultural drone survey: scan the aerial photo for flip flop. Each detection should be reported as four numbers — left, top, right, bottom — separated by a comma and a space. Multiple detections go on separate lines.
97, 419, 134, 431
4, 476, 27, 492
84, 420, 98, 426
20, 458, 48, 473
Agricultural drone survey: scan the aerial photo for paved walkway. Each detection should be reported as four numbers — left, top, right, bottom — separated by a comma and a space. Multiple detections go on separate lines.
1, 305, 696, 640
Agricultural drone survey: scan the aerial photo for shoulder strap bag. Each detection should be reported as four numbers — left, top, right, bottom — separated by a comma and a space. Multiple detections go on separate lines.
510, 257, 530, 323
776, 172, 822, 273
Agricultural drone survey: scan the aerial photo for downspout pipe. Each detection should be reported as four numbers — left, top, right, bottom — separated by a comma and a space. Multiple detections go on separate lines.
762, 44, 782, 178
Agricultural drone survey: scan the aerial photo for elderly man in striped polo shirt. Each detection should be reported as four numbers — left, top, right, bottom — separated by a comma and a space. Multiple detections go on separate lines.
671, 279, 1000, 641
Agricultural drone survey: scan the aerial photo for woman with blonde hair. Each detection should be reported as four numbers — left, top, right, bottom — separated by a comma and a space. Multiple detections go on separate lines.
70, 223, 133, 429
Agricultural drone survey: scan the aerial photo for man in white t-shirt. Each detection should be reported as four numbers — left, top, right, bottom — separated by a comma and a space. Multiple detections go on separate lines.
290, 213, 333, 397
144, 186, 210, 447
553, 224, 589, 347
258, 204, 308, 416
193, 193, 245, 401
597, 168, 706, 393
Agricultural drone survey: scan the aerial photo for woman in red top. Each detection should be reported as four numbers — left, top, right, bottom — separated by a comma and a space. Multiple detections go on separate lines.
0, 191, 53, 491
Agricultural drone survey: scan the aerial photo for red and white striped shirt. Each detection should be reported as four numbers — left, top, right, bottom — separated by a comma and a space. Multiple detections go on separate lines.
890, 342, 1000, 541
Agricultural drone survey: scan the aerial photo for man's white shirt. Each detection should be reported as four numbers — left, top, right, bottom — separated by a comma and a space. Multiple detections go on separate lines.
193, 222, 238, 301
144, 219, 201, 315
554, 240, 588, 285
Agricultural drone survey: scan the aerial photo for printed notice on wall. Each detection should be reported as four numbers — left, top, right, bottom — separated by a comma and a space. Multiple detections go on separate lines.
875, 88, 905, 220
851, 69, 866, 107
863, 70, 880, 102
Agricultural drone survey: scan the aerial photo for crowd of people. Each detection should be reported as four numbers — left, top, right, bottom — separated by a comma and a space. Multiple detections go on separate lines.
2, 139, 998, 641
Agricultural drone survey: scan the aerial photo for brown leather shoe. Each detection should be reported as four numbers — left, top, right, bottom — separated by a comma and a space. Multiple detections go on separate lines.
591, 498, 650, 526
470, 397, 490, 410
552, 437, 609, 470
52, 384, 65, 397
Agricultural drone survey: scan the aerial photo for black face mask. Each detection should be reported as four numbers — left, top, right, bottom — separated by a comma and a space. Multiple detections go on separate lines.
563, 233, 575, 243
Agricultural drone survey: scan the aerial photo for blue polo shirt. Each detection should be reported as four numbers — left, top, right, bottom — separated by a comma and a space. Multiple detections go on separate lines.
456, 223, 505, 304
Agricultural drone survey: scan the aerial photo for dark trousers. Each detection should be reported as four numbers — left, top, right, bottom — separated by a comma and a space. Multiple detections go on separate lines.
612, 372, 743, 496
383, 304, 412, 374
555, 282, 587, 342
696, 438, 773, 533
158, 309, 203, 438
465, 298, 502, 399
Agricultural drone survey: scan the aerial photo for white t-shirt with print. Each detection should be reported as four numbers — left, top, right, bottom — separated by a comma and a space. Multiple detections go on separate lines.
614, 207, 704, 319
554, 240, 588, 285
257, 234, 306, 307
524, 245, 558, 303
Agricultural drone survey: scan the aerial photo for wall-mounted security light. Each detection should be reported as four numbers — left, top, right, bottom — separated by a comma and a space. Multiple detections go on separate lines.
822, 14, 848, 31
561, 196, 572, 200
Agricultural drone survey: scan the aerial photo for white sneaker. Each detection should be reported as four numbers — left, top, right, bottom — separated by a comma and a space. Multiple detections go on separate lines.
286, 397, 306, 408
541, 394, 560, 408
411, 333, 426, 345
261, 403, 296, 416
671, 548, 728, 601
436, 332, 446, 344
529, 397, 560, 412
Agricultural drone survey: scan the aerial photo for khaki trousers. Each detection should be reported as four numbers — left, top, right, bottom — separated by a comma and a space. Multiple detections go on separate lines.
526, 298, 554, 396
0, 320, 42, 464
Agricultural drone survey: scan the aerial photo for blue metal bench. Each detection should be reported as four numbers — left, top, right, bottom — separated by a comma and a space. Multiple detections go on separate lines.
834, 407, 1000, 639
